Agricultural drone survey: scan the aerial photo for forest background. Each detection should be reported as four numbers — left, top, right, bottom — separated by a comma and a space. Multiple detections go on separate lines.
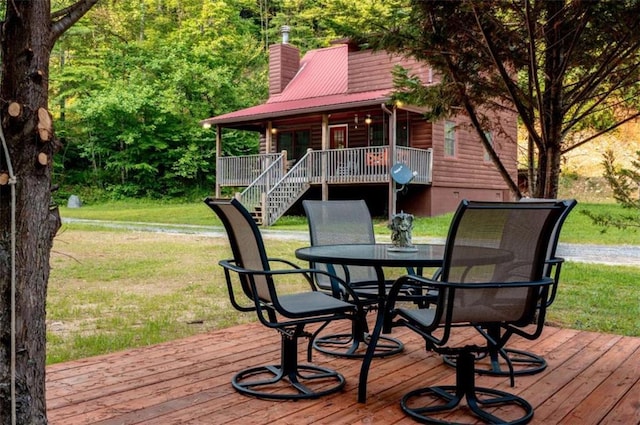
52, 0, 339, 202
50, 0, 640, 205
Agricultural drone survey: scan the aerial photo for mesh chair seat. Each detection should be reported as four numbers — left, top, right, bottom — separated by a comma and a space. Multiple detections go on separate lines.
303, 200, 408, 358
382, 200, 568, 424
278, 291, 356, 315
205, 197, 361, 400
442, 198, 577, 377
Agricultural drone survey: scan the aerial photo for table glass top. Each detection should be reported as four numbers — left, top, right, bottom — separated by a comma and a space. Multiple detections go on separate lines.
295, 243, 445, 267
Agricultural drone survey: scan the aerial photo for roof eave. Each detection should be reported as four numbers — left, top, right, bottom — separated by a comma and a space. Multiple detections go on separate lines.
201, 96, 392, 129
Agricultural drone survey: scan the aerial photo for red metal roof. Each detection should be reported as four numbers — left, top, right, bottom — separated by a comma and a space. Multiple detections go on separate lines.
202, 44, 392, 127
268, 45, 347, 102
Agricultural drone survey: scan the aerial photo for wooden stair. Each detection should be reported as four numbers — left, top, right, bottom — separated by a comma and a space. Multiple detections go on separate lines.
250, 207, 263, 225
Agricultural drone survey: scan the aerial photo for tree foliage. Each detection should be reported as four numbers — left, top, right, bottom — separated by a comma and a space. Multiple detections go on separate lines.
50, 0, 267, 199
586, 149, 640, 231
330, 0, 640, 198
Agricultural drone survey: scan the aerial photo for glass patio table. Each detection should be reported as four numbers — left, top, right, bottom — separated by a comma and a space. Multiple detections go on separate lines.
295, 243, 446, 403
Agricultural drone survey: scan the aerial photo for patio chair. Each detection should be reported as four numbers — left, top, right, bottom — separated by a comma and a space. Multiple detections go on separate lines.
302, 199, 405, 358
442, 198, 577, 376
383, 200, 565, 424
204, 197, 361, 400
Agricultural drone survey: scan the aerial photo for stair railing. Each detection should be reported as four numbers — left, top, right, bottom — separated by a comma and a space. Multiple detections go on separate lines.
237, 152, 287, 215
262, 150, 315, 226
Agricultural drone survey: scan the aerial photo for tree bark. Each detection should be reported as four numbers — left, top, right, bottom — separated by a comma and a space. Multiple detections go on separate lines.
0, 3, 58, 423
0, 1, 98, 423
539, 0, 566, 199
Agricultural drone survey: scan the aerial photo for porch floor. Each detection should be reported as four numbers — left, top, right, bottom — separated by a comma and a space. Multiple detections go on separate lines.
46, 319, 640, 424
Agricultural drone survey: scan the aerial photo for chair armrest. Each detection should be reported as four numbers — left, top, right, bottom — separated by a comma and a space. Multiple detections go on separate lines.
218, 259, 363, 304
545, 257, 563, 267
219, 260, 257, 313
385, 274, 555, 337
544, 256, 565, 307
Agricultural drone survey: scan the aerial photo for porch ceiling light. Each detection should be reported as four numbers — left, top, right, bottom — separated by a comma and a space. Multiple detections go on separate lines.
271, 127, 278, 134
365, 115, 372, 125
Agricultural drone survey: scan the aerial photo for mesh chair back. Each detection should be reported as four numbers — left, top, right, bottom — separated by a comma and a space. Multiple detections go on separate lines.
205, 198, 274, 303
519, 198, 577, 275
440, 201, 564, 325
303, 200, 379, 287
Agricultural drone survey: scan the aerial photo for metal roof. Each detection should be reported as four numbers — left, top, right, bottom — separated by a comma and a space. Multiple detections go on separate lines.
201, 44, 392, 127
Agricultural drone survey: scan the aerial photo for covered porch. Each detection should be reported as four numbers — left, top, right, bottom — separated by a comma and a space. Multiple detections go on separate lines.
215, 145, 432, 225
47, 319, 640, 424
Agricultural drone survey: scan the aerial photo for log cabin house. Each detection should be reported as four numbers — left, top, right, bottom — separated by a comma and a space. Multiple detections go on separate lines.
201, 31, 518, 226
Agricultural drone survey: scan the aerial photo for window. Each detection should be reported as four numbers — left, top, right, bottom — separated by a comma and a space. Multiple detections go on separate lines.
396, 111, 410, 147
329, 125, 348, 149
370, 119, 409, 146
293, 130, 310, 158
483, 131, 494, 162
370, 123, 386, 146
444, 121, 456, 157
276, 130, 311, 161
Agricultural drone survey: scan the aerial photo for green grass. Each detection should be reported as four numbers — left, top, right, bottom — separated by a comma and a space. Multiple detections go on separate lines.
49, 198, 639, 364
48, 224, 639, 365
59, 199, 215, 226
47, 228, 305, 364
550, 263, 640, 336
59, 200, 639, 245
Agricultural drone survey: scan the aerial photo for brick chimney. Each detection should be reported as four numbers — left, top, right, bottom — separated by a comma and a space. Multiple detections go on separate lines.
269, 26, 300, 96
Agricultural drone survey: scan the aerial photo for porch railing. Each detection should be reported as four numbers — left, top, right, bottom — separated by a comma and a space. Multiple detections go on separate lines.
221, 146, 433, 225
217, 152, 285, 187
303, 146, 432, 184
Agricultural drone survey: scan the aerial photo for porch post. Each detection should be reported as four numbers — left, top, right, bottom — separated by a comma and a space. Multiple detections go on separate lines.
266, 121, 274, 153
321, 114, 329, 200
215, 124, 222, 198
388, 106, 397, 219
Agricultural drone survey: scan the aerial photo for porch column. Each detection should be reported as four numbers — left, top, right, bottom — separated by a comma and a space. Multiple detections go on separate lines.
266, 121, 274, 153
321, 114, 329, 200
215, 124, 222, 198
387, 106, 398, 219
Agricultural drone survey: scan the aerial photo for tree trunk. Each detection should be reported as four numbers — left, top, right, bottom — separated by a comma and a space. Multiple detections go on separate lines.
539, 0, 566, 199
534, 144, 562, 199
0, 2, 101, 422
0, 3, 59, 424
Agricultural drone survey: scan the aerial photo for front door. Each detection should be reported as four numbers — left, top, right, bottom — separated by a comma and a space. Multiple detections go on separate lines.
330, 125, 348, 149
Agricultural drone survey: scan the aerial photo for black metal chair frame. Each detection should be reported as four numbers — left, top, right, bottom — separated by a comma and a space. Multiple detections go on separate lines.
205, 197, 363, 400
384, 200, 565, 424
302, 199, 425, 359
442, 199, 577, 377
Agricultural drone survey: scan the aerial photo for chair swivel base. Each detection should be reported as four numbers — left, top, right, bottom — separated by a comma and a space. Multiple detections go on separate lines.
313, 332, 403, 358
443, 347, 547, 376
232, 363, 346, 400
404, 350, 534, 424
401, 385, 533, 425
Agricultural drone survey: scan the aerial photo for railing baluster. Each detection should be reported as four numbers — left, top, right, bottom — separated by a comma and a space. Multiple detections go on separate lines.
217, 146, 432, 225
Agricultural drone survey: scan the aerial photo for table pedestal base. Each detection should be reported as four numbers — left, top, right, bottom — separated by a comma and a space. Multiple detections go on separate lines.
313, 332, 403, 358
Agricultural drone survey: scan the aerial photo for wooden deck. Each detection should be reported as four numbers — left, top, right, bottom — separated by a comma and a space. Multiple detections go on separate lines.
46, 320, 640, 424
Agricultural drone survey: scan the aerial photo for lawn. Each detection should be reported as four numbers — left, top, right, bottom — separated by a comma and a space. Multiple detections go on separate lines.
58, 200, 640, 245
48, 217, 640, 365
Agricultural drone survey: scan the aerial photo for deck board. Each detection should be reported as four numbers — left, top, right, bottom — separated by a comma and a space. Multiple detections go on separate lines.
46, 320, 640, 424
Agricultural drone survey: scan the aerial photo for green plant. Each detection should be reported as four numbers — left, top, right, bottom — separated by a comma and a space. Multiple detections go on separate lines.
584, 150, 640, 231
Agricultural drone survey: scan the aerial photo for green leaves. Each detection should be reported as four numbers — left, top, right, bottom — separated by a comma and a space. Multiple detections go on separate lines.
51, 0, 268, 198
332, 0, 640, 198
